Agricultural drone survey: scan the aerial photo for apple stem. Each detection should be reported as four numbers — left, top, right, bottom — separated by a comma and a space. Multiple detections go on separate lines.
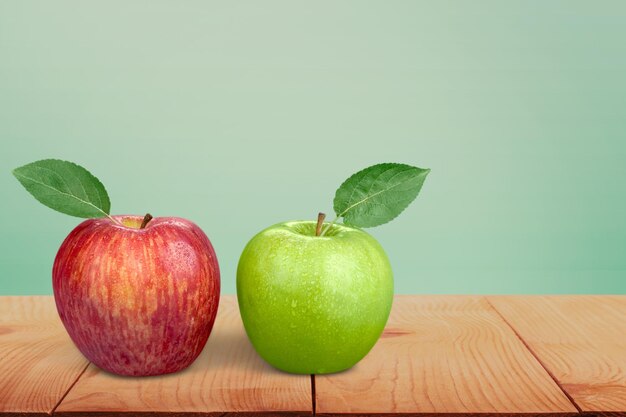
140, 213, 153, 229
315, 212, 326, 236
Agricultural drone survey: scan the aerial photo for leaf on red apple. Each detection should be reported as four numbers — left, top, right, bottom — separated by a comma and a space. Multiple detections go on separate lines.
12, 159, 112, 218
333, 163, 429, 228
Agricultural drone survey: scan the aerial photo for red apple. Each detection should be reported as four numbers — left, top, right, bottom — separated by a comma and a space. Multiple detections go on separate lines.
52, 214, 220, 376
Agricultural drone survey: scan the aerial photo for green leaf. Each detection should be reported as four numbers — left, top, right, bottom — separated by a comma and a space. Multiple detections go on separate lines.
333, 163, 430, 228
12, 159, 111, 218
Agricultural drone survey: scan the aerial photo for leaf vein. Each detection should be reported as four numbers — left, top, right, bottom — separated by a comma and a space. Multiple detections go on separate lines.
339, 179, 408, 217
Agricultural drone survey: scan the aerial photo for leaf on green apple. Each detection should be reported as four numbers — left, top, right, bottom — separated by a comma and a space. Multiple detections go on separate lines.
333, 163, 430, 228
12, 159, 112, 218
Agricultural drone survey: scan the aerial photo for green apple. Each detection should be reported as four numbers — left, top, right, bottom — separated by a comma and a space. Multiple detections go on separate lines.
237, 220, 393, 374
236, 162, 429, 374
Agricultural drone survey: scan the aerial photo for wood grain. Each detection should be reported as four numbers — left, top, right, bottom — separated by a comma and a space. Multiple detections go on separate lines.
489, 295, 626, 413
54, 295, 312, 415
0, 296, 88, 416
314, 295, 578, 415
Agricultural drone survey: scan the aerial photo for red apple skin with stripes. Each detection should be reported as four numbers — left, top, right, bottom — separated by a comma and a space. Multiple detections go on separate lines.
52, 215, 220, 376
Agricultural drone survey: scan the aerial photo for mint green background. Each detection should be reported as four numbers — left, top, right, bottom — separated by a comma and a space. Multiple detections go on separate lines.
1, 2, 625, 295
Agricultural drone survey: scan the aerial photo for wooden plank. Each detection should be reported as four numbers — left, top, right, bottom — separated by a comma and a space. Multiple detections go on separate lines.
55, 294, 312, 416
0, 296, 89, 416
489, 295, 626, 413
314, 295, 578, 415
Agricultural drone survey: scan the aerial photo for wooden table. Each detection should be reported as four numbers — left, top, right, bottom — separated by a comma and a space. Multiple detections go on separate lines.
1, 295, 624, 416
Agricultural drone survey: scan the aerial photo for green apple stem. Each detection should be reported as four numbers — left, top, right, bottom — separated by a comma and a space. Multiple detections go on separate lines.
315, 212, 326, 236
319, 215, 338, 237
140, 213, 153, 229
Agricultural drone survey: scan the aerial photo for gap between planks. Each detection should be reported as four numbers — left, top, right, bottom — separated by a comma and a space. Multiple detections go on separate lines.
310, 374, 316, 415
50, 361, 90, 415
485, 298, 583, 414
